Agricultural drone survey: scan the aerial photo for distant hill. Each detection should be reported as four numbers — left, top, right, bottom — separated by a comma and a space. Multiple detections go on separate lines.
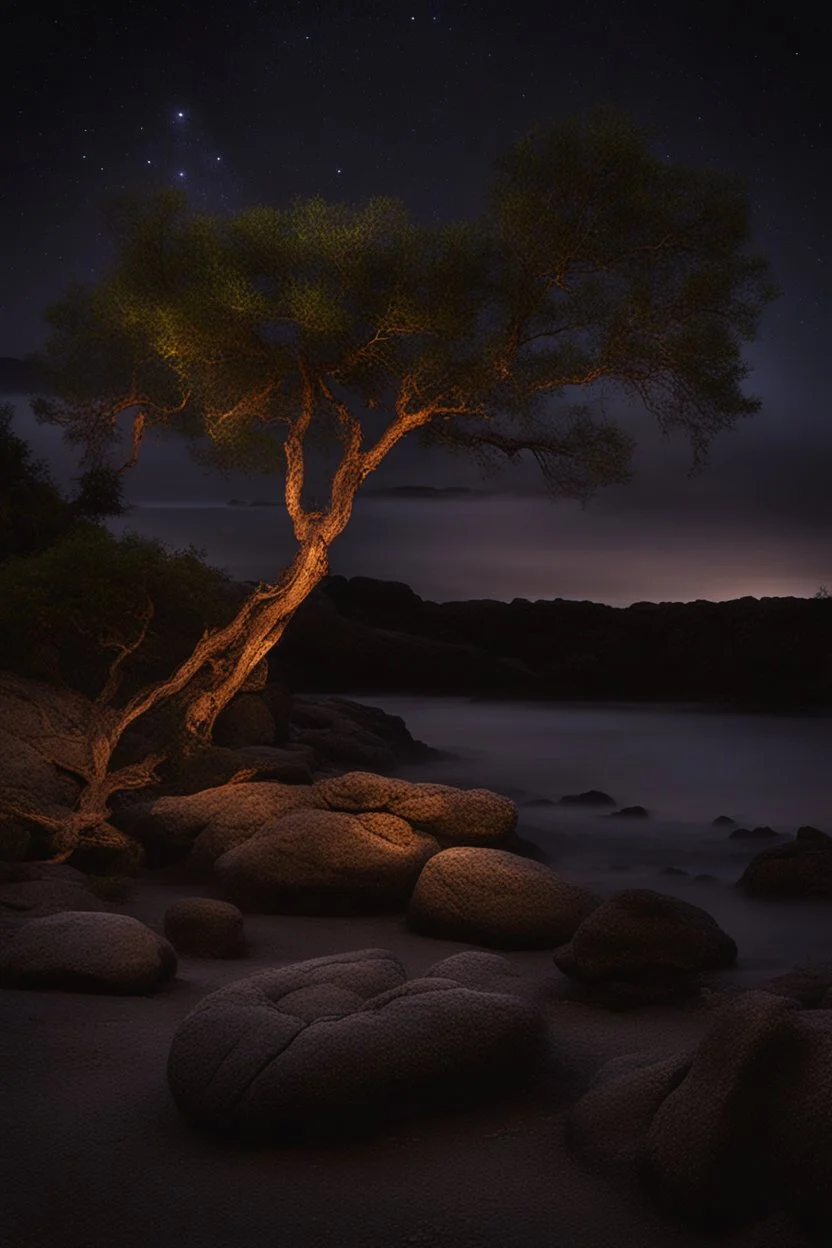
0, 358, 51, 396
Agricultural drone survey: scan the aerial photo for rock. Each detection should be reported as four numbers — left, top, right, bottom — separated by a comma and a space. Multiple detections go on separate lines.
163, 898, 245, 958
231, 747, 313, 786
166, 947, 547, 1142
215, 809, 441, 914
728, 825, 782, 840
712, 815, 735, 826
117, 780, 322, 848
0, 911, 177, 993
213, 694, 276, 750
553, 889, 738, 985
0, 672, 97, 780
0, 877, 106, 917
765, 1008, 832, 1231
735, 826, 832, 899
0, 816, 33, 861
755, 961, 832, 1008
557, 790, 617, 807
187, 784, 324, 872
607, 805, 650, 819
421, 950, 551, 1004
259, 682, 293, 744
312, 771, 517, 844
643, 991, 803, 1228
659, 866, 688, 876
407, 847, 601, 950
566, 1047, 697, 1176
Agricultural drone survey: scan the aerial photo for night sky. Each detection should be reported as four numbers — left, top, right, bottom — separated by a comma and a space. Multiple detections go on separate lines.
2, 0, 829, 605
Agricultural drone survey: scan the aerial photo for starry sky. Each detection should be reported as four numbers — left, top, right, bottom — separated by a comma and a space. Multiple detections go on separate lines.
1, 0, 829, 605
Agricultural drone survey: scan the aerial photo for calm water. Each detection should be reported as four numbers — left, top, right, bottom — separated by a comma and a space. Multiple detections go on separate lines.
355, 696, 832, 978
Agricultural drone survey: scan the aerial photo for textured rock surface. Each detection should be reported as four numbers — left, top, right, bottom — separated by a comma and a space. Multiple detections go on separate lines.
163, 898, 245, 958
214, 809, 440, 914
0, 911, 177, 993
313, 771, 517, 844
407, 847, 601, 949
166, 947, 547, 1142
735, 826, 832, 899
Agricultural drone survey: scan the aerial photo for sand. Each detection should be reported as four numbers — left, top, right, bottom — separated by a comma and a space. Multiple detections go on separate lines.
1, 870, 817, 1248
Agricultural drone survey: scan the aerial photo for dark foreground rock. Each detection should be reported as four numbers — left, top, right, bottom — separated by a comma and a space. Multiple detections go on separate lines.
0, 911, 177, 993
163, 898, 246, 958
553, 889, 738, 1009
166, 947, 548, 1143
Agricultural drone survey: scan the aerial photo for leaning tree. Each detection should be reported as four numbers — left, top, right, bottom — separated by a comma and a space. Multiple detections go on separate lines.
20, 107, 777, 863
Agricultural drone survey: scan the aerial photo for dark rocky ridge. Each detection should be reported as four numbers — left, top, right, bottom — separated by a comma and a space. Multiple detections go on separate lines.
250, 574, 832, 710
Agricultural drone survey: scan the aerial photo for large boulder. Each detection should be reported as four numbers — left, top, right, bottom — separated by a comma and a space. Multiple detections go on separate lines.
163, 898, 245, 958
0, 865, 107, 917
735, 826, 832, 899
765, 1007, 832, 1232
212, 694, 276, 750
643, 990, 800, 1228
116, 780, 322, 850
407, 847, 601, 949
0, 911, 177, 993
552, 889, 737, 1007
565, 1047, 697, 1177
312, 771, 517, 844
166, 947, 547, 1142
214, 809, 441, 914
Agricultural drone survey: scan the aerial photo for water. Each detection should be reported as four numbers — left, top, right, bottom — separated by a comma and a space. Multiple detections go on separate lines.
356, 696, 832, 980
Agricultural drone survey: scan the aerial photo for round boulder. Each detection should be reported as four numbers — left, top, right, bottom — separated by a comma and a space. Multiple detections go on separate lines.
734, 826, 832, 899
213, 694, 276, 750
643, 990, 801, 1228
313, 771, 517, 843
166, 947, 547, 1142
566, 1046, 697, 1177
407, 847, 601, 949
163, 898, 245, 958
553, 889, 738, 982
214, 808, 441, 914
0, 911, 177, 993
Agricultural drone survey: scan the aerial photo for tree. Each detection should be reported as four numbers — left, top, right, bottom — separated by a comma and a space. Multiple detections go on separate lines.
23, 106, 776, 863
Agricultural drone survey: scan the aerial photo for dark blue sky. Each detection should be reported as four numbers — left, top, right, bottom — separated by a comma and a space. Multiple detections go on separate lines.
2, 0, 829, 603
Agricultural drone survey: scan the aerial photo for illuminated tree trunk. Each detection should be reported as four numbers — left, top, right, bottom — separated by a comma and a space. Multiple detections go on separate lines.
180, 531, 332, 751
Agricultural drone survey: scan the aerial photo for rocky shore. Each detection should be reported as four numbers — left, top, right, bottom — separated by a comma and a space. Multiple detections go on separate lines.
1, 667, 831, 1245
256, 574, 832, 711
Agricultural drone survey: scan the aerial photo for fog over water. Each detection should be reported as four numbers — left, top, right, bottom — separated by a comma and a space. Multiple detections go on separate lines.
357, 697, 832, 981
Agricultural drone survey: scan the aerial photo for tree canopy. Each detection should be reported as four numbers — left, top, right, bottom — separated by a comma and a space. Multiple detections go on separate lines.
30, 107, 777, 525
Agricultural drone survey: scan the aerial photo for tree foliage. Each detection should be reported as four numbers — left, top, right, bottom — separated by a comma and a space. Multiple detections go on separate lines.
30, 107, 777, 509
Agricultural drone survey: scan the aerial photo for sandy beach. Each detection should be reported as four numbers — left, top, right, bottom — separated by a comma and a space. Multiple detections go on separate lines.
2, 864, 818, 1248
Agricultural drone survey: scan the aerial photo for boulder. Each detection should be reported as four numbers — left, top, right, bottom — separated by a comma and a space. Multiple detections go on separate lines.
407, 847, 601, 950
765, 1008, 832, 1231
0, 911, 177, 993
557, 791, 617, 807
735, 826, 832, 899
566, 1047, 697, 1176
163, 898, 245, 958
754, 961, 832, 1008
712, 815, 735, 826
607, 805, 650, 819
0, 875, 106, 918
212, 694, 276, 750
312, 771, 517, 844
166, 947, 547, 1142
553, 889, 738, 987
728, 825, 782, 840
215, 808, 441, 914
643, 990, 800, 1228
259, 682, 293, 744
116, 780, 322, 848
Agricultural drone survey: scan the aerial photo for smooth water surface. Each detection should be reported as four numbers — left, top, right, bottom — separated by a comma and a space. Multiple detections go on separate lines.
354, 696, 832, 978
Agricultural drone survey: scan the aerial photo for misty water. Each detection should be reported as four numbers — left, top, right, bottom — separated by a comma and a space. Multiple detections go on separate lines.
354, 696, 832, 985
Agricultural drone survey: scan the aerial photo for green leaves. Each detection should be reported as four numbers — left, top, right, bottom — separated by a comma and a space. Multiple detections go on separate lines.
29, 107, 777, 501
